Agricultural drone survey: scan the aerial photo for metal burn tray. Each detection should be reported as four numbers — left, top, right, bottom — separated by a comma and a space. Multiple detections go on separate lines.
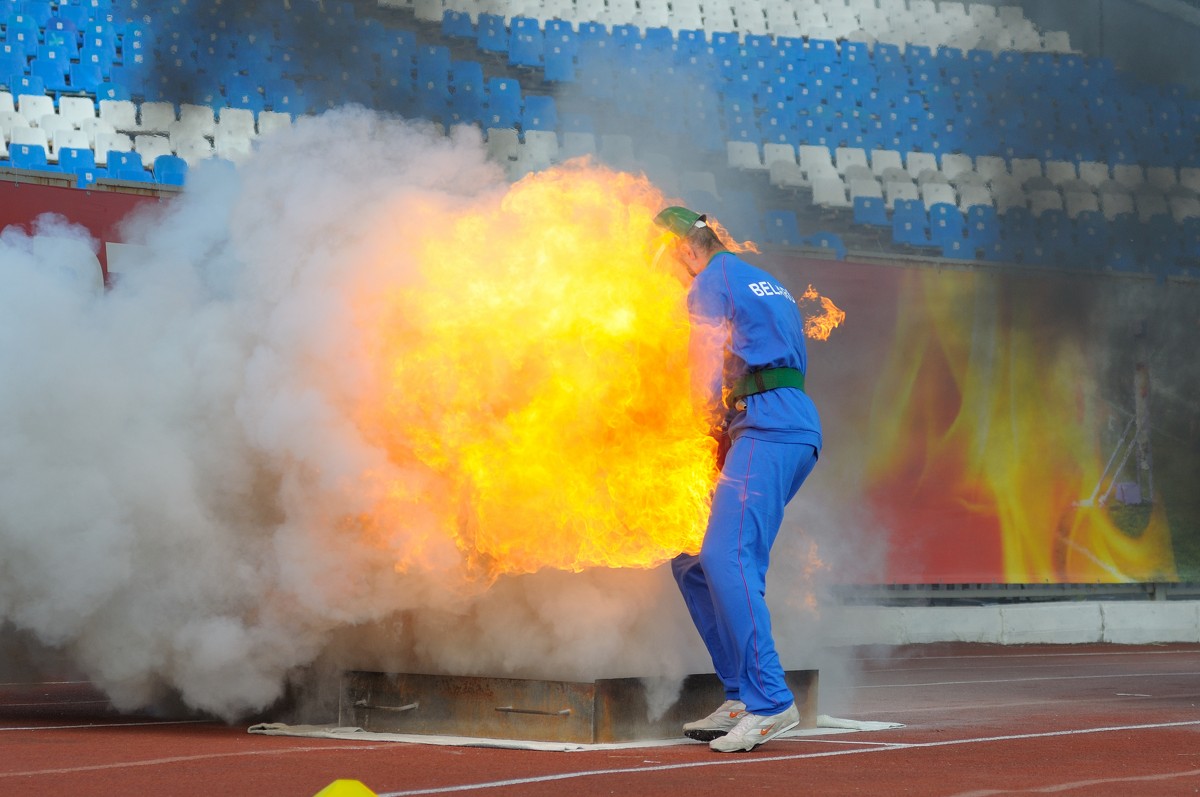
340, 670, 818, 744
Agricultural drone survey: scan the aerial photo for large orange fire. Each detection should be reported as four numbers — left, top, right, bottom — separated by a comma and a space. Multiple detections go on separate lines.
349, 163, 840, 580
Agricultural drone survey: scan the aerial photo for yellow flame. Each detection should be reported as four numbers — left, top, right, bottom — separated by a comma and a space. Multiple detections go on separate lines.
865, 270, 1176, 583
358, 164, 720, 579
799, 285, 846, 341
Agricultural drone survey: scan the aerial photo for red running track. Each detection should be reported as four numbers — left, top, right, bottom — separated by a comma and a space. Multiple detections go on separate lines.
4, 643, 1200, 797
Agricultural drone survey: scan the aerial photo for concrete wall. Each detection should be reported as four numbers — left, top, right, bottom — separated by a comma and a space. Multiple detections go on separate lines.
828, 601, 1200, 645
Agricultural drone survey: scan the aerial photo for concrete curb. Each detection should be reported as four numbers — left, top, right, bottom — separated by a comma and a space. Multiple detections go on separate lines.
827, 602, 1200, 645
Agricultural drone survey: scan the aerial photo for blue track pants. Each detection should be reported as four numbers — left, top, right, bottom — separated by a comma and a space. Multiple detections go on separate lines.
672, 436, 818, 715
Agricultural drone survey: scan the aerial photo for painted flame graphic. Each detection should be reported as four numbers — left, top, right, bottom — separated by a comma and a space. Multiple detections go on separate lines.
864, 270, 1176, 583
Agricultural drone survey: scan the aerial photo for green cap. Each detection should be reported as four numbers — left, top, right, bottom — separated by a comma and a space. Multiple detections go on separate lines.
653, 206, 708, 238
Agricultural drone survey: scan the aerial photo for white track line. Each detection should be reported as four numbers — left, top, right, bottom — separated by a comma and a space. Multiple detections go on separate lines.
857, 670, 1200, 689
856, 649, 1200, 664
1, 700, 110, 708
0, 719, 208, 732
373, 720, 1200, 797
0, 680, 91, 687
0, 743, 395, 778
948, 767, 1200, 796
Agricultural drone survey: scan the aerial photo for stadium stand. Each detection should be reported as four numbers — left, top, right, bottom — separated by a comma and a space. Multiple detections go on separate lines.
0, 0, 1195, 276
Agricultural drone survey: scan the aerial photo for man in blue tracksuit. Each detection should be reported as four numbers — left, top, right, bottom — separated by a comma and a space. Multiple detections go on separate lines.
654, 206, 821, 753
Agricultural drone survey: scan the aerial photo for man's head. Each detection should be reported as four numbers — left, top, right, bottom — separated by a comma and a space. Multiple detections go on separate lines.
653, 206, 724, 277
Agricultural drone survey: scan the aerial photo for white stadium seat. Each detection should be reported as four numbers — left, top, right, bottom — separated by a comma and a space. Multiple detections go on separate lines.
94, 132, 133, 166
139, 102, 177, 134
727, 140, 764, 170
99, 99, 138, 132
17, 94, 54, 125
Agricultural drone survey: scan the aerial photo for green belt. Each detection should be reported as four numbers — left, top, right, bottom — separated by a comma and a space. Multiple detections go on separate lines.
728, 367, 806, 405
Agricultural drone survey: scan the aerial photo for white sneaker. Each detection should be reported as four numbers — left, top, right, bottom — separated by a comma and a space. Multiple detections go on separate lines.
682, 699, 746, 742
709, 702, 800, 752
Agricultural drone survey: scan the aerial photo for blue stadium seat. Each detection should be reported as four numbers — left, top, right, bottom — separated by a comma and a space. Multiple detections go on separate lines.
58, 147, 95, 172
447, 59, 483, 123
226, 75, 264, 111
929, 203, 966, 245
522, 94, 557, 131
10, 143, 52, 171
892, 199, 931, 247
116, 167, 153, 182
22, 2, 55, 28
484, 77, 521, 128
4, 14, 40, 57
543, 47, 575, 83
675, 29, 705, 56
807, 38, 837, 64
154, 154, 188, 185
31, 57, 70, 93
69, 61, 105, 92
476, 13, 508, 54
8, 73, 44, 96
441, 9, 474, 39
543, 19, 578, 59
74, 165, 106, 188
508, 26, 543, 68
611, 23, 639, 49
107, 150, 143, 172
264, 79, 305, 114
641, 27, 673, 53
941, 238, 974, 260
58, 4, 91, 31
577, 20, 609, 45
853, 195, 889, 227
763, 210, 803, 247
965, 205, 1000, 248
805, 232, 847, 260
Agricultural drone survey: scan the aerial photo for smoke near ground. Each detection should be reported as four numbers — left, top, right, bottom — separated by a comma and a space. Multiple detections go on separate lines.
0, 109, 862, 723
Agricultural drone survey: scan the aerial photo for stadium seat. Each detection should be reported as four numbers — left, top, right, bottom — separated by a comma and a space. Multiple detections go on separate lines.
763, 209, 803, 247
561, 131, 596, 159
853, 195, 889, 226
521, 130, 560, 169
139, 102, 177, 134
135, 134, 173, 166
76, 117, 115, 148
929, 202, 966, 244
215, 130, 253, 163
806, 232, 847, 260
154, 154, 188, 186
485, 126, 520, 163
69, 62, 106, 93
93, 132, 131, 166
16, 93, 54, 125
57, 146, 95, 173
812, 176, 850, 209
31, 58, 71, 94
441, 9, 474, 39
870, 148, 904, 178
175, 136, 214, 165
484, 77, 521, 129
50, 129, 89, 163
257, 110, 291, 138
508, 25, 544, 68
727, 140, 764, 170
9, 142, 51, 171
522, 95, 557, 131
217, 106, 256, 139
58, 96, 97, 127
106, 149, 143, 173
892, 198, 931, 246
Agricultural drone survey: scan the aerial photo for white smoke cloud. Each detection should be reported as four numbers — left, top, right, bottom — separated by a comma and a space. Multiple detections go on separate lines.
0, 107, 868, 725
0, 108, 734, 722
